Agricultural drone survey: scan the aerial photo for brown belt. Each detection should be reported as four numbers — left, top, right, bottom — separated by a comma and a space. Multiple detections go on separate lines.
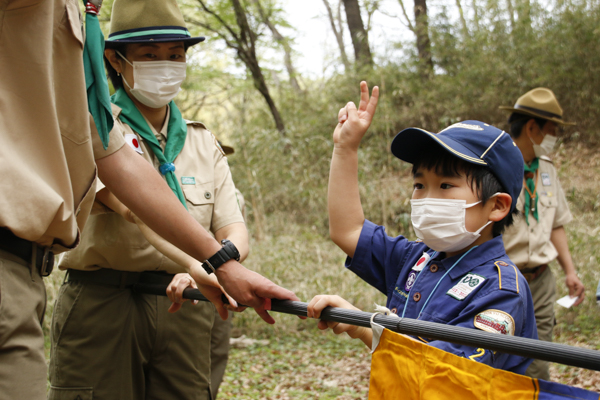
520, 264, 548, 283
0, 228, 54, 277
67, 268, 174, 289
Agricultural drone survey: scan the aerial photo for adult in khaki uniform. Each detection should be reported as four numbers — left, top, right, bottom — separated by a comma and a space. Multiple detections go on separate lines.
0, 1, 296, 399
501, 88, 585, 380
210, 142, 246, 398
49, 1, 250, 398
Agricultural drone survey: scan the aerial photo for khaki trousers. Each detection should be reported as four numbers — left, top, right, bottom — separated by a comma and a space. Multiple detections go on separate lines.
524, 266, 556, 381
210, 311, 232, 399
0, 250, 47, 400
49, 280, 214, 400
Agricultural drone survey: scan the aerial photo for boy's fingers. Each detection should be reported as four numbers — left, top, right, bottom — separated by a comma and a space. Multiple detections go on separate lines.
365, 86, 380, 121
338, 107, 348, 123
346, 101, 358, 121
358, 81, 369, 112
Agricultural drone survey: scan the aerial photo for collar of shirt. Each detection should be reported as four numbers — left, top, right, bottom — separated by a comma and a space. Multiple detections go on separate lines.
436, 235, 507, 280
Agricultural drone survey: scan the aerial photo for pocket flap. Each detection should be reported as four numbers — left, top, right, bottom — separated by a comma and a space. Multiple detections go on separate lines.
182, 182, 215, 206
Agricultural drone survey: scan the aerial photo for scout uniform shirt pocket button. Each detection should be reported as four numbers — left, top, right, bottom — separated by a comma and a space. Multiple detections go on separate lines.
204, 192, 212, 200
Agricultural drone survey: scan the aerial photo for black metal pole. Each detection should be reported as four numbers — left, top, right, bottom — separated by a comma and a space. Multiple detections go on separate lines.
133, 283, 600, 371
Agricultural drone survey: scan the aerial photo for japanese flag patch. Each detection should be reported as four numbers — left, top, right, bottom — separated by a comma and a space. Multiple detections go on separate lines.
412, 252, 430, 272
125, 133, 143, 154
474, 309, 515, 336
447, 273, 485, 300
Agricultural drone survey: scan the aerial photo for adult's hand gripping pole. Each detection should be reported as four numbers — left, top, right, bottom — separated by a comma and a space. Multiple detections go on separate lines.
133, 283, 600, 371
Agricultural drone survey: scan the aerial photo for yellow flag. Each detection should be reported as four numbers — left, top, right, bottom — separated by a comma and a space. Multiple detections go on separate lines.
369, 328, 599, 400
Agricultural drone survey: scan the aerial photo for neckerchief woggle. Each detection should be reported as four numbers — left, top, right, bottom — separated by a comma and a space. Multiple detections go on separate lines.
112, 88, 188, 208
82, 1, 113, 149
523, 158, 539, 225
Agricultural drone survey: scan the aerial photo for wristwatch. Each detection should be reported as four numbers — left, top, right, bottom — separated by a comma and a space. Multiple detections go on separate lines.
202, 239, 240, 274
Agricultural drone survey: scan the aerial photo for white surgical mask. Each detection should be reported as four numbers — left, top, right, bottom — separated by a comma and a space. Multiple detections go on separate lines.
410, 196, 497, 253
530, 133, 557, 158
117, 51, 186, 108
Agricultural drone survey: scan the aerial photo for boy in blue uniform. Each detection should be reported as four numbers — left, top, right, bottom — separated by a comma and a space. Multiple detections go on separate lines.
308, 82, 538, 374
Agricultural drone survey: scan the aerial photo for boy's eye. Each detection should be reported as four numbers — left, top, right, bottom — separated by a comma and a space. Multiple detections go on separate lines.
413, 183, 424, 190
440, 183, 454, 189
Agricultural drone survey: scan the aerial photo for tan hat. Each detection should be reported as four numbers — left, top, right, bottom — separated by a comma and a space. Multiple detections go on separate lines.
105, 0, 204, 48
499, 87, 575, 126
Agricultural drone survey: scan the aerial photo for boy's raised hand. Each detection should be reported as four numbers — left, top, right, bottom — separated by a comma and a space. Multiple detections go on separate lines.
334, 81, 379, 151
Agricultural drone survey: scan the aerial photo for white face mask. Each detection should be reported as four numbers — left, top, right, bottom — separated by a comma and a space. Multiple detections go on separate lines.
410, 196, 497, 253
530, 133, 557, 158
117, 51, 186, 109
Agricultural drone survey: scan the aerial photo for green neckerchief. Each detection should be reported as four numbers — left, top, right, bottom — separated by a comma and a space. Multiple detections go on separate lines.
82, 2, 113, 149
112, 88, 188, 208
523, 158, 540, 225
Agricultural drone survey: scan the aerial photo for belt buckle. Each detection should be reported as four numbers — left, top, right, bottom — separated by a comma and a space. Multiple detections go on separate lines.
522, 272, 533, 283
40, 247, 54, 277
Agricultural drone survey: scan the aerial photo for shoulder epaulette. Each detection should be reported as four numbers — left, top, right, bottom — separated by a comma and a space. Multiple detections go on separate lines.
493, 260, 520, 293
185, 119, 208, 130
539, 155, 553, 163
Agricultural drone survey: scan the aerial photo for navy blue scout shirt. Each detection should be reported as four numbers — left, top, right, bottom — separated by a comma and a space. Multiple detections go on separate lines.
346, 220, 538, 375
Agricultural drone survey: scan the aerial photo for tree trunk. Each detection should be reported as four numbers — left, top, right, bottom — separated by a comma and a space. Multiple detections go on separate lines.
454, 0, 469, 38
506, 0, 516, 31
342, 0, 373, 70
322, 0, 351, 70
252, 0, 302, 93
413, 0, 433, 76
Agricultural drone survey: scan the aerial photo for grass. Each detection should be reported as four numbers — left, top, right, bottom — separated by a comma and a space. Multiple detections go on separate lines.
43, 143, 600, 397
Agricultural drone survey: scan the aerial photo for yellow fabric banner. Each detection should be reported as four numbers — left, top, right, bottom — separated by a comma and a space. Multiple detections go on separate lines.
369, 328, 599, 400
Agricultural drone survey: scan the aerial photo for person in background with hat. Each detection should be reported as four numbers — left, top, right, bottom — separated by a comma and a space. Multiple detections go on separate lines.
47, 1, 266, 399
308, 82, 537, 374
500, 87, 585, 380
0, 0, 297, 399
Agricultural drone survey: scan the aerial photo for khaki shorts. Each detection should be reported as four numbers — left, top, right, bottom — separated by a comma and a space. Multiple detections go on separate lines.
0, 250, 46, 400
49, 280, 214, 400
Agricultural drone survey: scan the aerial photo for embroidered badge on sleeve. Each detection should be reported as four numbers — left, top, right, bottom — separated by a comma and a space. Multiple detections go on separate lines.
473, 309, 515, 335
447, 273, 486, 300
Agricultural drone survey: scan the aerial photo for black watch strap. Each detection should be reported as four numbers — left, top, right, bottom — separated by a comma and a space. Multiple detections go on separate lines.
202, 239, 240, 274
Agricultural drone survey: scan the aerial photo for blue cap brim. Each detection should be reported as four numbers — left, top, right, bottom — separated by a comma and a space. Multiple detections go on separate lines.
391, 127, 487, 167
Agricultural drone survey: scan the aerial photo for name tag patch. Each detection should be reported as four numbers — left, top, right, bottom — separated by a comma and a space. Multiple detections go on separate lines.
541, 173, 551, 186
125, 133, 143, 154
474, 309, 515, 335
181, 176, 196, 185
447, 273, 486, 300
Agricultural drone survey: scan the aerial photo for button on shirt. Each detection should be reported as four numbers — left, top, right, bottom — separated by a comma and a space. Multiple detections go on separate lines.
503, 157, 572, 269
346, 220, 538, 374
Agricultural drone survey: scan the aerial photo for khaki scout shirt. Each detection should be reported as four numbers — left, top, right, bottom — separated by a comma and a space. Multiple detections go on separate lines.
503, 156, 572, 269
0, 0, 124, 252
59, 104, 244, 273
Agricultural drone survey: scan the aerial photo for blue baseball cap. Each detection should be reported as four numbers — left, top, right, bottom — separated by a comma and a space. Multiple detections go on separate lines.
391, 120, 524, 212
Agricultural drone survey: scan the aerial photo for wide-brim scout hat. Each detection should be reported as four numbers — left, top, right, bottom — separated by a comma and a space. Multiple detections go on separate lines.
499, 87, 575, 126
105, 0, 204, 48
391, 121, 524, 212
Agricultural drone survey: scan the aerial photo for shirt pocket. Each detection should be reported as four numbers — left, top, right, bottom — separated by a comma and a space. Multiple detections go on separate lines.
183, 182, 215, 231
538, 195, 557, 234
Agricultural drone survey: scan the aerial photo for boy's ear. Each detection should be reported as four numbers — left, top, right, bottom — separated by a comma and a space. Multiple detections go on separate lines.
488, 193, 512, 222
